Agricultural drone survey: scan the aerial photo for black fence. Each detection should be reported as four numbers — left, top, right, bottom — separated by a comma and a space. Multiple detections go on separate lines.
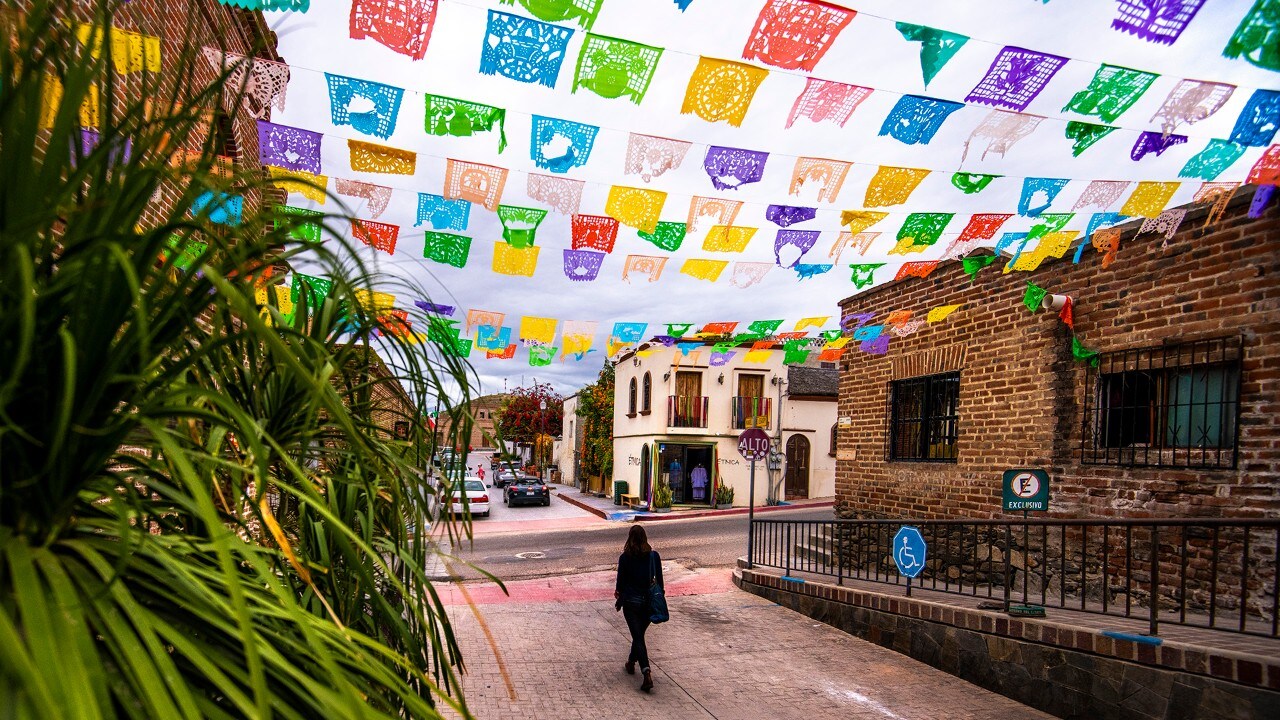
749, 518, 1280, 638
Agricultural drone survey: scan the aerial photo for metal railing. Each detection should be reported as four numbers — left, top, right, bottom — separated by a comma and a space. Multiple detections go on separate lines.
749, 517, 1280, 638
731, 396, 772, 430
668, 395, 709, 428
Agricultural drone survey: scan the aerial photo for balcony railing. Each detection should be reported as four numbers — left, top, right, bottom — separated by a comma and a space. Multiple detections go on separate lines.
668, 395, 709, 428
732, 396, 772, 430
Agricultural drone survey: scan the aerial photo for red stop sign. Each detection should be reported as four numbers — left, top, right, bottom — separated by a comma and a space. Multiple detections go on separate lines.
738, 428, 771, 461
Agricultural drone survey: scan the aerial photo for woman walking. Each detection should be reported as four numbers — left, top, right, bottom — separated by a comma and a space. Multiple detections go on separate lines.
614, 525, 663, 693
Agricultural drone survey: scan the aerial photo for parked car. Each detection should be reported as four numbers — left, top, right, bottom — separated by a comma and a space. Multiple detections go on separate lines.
449, 478, 490, 518
492, 470, 519, 489
504, 475, 550, 507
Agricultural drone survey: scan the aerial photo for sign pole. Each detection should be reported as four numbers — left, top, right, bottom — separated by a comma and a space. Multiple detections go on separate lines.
746, 456, 756, 569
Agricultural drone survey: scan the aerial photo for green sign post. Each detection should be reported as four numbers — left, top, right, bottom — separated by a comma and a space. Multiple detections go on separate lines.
1002, 468, 1049, 512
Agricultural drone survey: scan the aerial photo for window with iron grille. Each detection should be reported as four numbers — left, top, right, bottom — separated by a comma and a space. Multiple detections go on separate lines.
1082, 337, 1241, 468
889, 372, 960, 462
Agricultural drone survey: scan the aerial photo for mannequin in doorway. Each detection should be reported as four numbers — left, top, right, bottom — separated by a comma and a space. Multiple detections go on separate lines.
668, 458, 683, 500
690, 464, 708, 502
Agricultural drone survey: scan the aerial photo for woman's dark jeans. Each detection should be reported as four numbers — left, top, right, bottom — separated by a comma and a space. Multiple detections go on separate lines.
622, 604, 651, 671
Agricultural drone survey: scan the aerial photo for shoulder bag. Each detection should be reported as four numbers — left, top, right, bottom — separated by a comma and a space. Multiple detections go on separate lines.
648, 552, 669, 624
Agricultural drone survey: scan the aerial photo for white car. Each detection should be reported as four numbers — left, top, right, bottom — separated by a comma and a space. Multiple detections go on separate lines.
449, 478, 491, 518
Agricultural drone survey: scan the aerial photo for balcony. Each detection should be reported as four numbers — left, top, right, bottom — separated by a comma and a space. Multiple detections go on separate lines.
731, 396, 772, 430
668, 395, 709, 429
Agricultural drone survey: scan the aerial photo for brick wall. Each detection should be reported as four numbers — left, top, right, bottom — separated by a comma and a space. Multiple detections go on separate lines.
835, 188, 1280, 520
433, 394, 509, 451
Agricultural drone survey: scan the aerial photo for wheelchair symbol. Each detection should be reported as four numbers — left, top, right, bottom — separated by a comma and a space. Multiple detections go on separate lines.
892, 526, 927, 579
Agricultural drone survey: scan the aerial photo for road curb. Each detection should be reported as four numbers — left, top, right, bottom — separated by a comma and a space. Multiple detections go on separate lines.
554, 489, 636, 521
636, 500, 834, 522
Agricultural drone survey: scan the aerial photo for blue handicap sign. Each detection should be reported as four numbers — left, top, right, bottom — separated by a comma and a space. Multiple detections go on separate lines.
893, 526, 928, 579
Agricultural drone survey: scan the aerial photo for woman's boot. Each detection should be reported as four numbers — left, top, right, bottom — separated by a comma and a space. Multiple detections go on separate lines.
640, 669, 653, 693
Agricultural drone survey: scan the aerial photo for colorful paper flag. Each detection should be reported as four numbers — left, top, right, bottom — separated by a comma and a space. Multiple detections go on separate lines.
681, 56, 768, 126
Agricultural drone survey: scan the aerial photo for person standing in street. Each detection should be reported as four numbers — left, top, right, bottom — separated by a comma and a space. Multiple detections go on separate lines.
476, 465, 486, 483
614, 525, 663, 693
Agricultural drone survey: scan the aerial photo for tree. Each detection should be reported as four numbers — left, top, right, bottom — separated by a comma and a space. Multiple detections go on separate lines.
494, 382, 563, 466
576, 361, 615, 482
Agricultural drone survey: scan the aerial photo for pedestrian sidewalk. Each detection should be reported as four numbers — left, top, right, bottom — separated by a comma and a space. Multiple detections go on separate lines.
554, 484, 834, 522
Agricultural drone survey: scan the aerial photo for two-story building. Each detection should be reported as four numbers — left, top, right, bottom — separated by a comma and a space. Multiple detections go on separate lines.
612, 342, 837, 508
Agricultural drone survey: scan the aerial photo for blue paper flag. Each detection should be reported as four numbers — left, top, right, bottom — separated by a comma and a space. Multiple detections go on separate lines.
191, 191, 243, 226
794, 263, 834, 280
612, 322, 648, 344
1018, 177, 1070, 217
530, 115, 599, 173
480, 10, 574, 88
325, 73, 404, 140
879, 95, 964, 145
416, 194, 471, 231
1179, 139, 1246, 180
1229, 89, 1280, 147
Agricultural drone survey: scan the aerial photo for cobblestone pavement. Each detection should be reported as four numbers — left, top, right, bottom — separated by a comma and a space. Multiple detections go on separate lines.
438, 563, 1051, 720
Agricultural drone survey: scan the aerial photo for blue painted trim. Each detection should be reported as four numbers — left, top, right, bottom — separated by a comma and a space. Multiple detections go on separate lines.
1101, 630, 1162, 645
780, 576, 806, 584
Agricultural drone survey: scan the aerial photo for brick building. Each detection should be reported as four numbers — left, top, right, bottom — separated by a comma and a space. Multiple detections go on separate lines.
336, 345, 419, 442
433, 394, 509, 451
834, 187, 1278, 520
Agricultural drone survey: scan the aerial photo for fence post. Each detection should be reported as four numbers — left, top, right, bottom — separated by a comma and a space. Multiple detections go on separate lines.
785, 523, 792, 578
1004, 523, 1013, 611
837, 522, 844, 587
1150, 524, 1160, 637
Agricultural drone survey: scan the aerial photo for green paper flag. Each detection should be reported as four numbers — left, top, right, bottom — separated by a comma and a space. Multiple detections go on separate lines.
163, 234, 208, 272
1180, 139, 1246, 180
895, 22, 969, 88
896, 213, 954, 251
529, 344, 558, 366
276, 205, 324, 243
748, 319, 785, 335
638, 221, 686, 251
497, 205, 548, 248
952, 172, 999, 194
782, 339, 811, 365
849, 263, 885, 289
1064, 121, 1117, 157
424, 94, 508, 153
1023, 282, 1048, 312
503, 0, 603, 30
422, 231, 472, 268
1223, 0, 1280, 72
1062, 64, 1158, 123
820, 330, 843, 342
1072, 336, 1099, 366
962, 255, 997, 282
291, 273, 333, 310
1027, 213, 1074, 241
666, 323, 694, 338
574, 33, 664, 104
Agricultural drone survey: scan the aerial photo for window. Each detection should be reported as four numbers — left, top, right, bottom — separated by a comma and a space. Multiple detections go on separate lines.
641, 372, 652, 413
1083, 337, 1240, 468
393, 421, 410, 440
829, 424, 837, 457
628, 377, 638, 417
889, 371, 960, 462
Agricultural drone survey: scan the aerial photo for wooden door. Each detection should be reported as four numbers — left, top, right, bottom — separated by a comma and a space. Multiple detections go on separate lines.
736, 374, 766, 428
784, 435, 810, 499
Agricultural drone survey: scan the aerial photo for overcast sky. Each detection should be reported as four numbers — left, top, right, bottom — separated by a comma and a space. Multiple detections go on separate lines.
267, 0, 1277, 399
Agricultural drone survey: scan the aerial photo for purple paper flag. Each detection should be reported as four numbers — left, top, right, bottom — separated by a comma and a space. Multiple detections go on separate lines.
563, 249, 606, 281
966, 46, 1068, 112
765, 204, 818, 227
861, 335, 891, 355
414, 300, 456, 316
774, 229, 822, 268
703, 146, 769, 191
1112, 0, 1205, 45
1131, 131, 1188, 161
1250, 185, 1276, 218
257, 120, 322, 174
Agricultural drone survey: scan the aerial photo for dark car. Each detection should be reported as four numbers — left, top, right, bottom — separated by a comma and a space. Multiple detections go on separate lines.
493, 470, 519, 489
504, 475, 550, 507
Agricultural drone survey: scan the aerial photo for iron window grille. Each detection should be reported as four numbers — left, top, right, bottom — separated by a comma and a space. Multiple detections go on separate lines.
889, 371, 960, 462
1082, 337, 1242, 469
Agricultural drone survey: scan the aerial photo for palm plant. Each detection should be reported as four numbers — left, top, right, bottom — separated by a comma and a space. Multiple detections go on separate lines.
0, 2, 486, 717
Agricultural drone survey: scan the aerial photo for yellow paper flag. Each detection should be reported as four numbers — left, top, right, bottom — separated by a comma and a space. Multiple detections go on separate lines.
840, 210, 889, 233
40, 74, 100, 128
702, 226, 758, 253
680, 259, 729, 282
76, 23, 162, 74
493, 242, 540, 277
794, 316, 830, 331
1120, 182, 1179, 218
519, 316, 558, 345
353, 289, 396, 312
349, 139, 417, 175
605, 185, 667, 234
864, 167, 930, 207
1006, 231, 1079, 273
681, 56, 769, 127
268, 167, 328, 204
926, 304, 963, 323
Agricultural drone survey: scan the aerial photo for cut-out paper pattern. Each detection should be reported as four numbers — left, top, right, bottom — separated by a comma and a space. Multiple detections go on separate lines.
349, 139, 417, 175
497, 205, 548, 248
895, 261, 939, 281
1018, 177, 1069, 217
766, 204, 818, 227
529, 345, 557, 366
475, 325, 512, 352
191, 191, 243, 227
848, 263, 884, 289
703, 225, 759, 253
444, 158, 508, 210
865, 166, 930, 207
1249, 185, 1276, 218
276, 205, 323, 243
962, 255, 998, 281
625, 134, 690, 183
1026, 213, 1074, 242
530, 115, 599, 173
687, 196, 744, 233
782, 338, 812, 364
480, 10, 574, 88
1007, 231, 1077, 272
488, 344, 519, 360
786, 77, 871, 128
794, 263, 833, 280
1131, 131, 1187, 161
1193, 182, 1240, 226
1150, 80, 1235, 137
351, 219, 398, 255
574, 33, 662, 103
774, 230, 821, 267
1112, 0, 1205, 44
1179, 139, 1245, 179
682, 56, 769, 126
879, 95, 964, 144
1223, 0, 1280, 71
1140, 209, 1187, 240
966, 46, 1067, 112
1072, 337, 1099, 367
703, 145, 769, 190
895, 22, 968, 89
1120, 181, 1179, 217
503, 0, 602, 30
1062, 64, 1157, 122
951, 172, 999, 195
268, 167, 327, 203
416, 193, 471, 230
75, 23, 162, 74
335, 179, 392, 218
292, 274, 333, 310
202, 48, 289, 119
520, 316, 558, 345
1064, 122, 1117, 157
731, 262, 775, 288
638, 221, 687, 252
562, 320, 599, 358
422, 231, 472, 268
1229, 90, 1280, 147
415, 301, 454, 316
790, 157, 850, 203
681, 259, 729, 282
611, 322, 648, 344
853, 323, 882, 341
1073, 180, 1130, 210
796, 317, 829, 331
493, 242, 541, 277
605, 185, 667, 233
943, 213, 1012, 258
466, 310, 506, 335
258, 120, 322, 174
622, 255, 667, 283
325, 73, 404, 139
963, 110, 1042, 162
1023, 281, 1047, 312
828, 232, 875, 263
889, 213, 954, 254
741, 0, 854, 71
424, 94, 507, 152
1074, 212, 1125, 263
527, 174, 584, 215
39, 74, 100, 129
563, 249, 606, 281
350, 0, 438, 60
571, 214, 621, 252
1249, 145, 1280, 185
889, 320, 925, 338
927, 304, 962, 323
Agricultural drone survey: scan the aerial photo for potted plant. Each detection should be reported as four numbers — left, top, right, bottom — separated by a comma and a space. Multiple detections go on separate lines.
714, 482, 734, 509
651, 480, 673, 513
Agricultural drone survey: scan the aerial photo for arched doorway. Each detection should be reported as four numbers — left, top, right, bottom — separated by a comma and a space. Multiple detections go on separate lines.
784, 435, 810, 500
640, 444, 652, 506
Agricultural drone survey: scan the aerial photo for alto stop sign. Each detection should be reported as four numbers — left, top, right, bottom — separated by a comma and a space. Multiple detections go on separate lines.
738, 428, 771, 461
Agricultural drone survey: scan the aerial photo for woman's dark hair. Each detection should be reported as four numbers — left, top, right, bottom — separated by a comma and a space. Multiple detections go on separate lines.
623, 524, 651, 557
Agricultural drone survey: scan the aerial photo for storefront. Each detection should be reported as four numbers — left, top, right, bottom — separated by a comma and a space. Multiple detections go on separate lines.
656, 441, 716, 506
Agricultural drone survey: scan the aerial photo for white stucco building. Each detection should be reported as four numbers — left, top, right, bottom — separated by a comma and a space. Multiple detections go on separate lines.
553, 393, 580, 488
612, 341, 838, 508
